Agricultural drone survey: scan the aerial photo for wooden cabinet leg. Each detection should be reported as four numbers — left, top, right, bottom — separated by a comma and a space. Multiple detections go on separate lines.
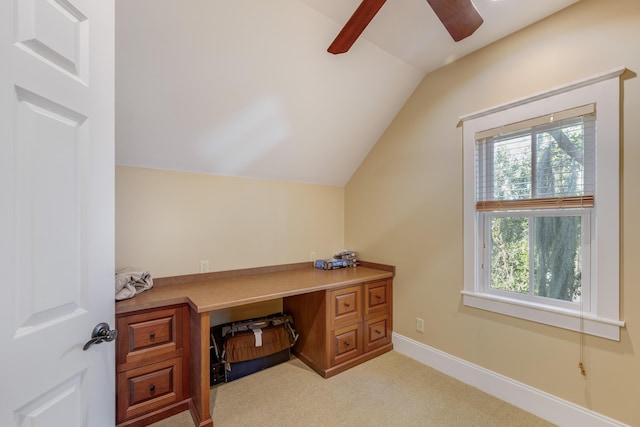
189, 310, 213, 427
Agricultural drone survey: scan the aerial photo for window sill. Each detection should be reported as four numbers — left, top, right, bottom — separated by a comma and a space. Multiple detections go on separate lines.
461, 291, 624, 341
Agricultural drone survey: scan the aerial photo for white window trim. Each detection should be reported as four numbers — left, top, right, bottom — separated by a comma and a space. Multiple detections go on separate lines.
460, 67, 625, 341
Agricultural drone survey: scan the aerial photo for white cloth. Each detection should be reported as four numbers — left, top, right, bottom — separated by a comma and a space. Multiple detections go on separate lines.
115, 267, 153, 300
253, 328, 263, 347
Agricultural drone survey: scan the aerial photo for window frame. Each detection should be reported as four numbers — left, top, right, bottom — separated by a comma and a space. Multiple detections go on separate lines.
480, 208, 591, 312
460, 68, 625, 341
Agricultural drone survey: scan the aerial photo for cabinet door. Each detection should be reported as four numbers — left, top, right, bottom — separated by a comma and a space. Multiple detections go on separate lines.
330, 323, 363, 366
364, 315, 391, 353
117, 357, 183, 422
364, 279, 391, 319
329, 285, 362, 328
117, 307, 184, 367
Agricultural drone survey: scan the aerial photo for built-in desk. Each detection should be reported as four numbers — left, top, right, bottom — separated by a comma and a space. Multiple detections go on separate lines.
115, 262, 394, 427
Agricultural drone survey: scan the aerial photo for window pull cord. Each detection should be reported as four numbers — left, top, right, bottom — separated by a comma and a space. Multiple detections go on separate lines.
578, 290, 586, 376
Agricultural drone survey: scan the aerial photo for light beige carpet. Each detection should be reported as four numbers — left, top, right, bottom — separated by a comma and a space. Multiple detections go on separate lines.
151, 351, 556, 427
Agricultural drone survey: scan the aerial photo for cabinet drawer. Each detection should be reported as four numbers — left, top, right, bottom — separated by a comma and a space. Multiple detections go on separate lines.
330, 323, 362, 365
330, 285, 362, 327
117, 307, 184, 366
364, 279, 391, 319
364, 315, 391, 353
131, 317, 173, 352
117, 357, 183, 422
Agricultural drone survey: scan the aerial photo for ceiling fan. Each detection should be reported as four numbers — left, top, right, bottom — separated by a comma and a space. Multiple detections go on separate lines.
327, 0, 483, 54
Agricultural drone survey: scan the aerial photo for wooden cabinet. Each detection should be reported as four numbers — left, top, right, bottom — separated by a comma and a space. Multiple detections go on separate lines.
283, 278, 392, 378
114, 263, 394, 426
116, 305, 191, 426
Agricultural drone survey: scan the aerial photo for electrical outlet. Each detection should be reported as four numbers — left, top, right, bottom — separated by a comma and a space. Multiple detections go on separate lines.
200, 260, 209, 273
310, 251, 316, 262
416, 317, 424, 333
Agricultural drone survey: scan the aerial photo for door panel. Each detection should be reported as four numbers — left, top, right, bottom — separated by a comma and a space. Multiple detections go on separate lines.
14, 373, 86, 426
0, 0, 114, 425
14, 86, 88, 336
15, 0, 88, 81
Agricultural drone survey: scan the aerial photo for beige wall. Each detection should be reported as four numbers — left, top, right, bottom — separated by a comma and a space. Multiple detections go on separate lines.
116, 166, 345, 322
116, 167, 344, 277
345, 0, 640, 424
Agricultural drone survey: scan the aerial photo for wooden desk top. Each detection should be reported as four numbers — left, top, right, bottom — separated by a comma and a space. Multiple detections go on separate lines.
115, 263, 394, 315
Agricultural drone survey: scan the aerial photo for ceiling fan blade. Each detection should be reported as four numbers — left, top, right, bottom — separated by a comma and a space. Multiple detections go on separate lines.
328, 0, 387, 54
426, 0, 483, 42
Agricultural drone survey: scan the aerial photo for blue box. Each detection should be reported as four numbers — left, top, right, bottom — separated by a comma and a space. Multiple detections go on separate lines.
315, 258, 349, 270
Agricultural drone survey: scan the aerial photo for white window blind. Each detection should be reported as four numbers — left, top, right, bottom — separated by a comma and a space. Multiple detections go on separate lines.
475, 104, 595, 212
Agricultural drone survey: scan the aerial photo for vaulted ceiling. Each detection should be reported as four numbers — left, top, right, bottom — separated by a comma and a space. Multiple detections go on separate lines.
115, 0, 581, 186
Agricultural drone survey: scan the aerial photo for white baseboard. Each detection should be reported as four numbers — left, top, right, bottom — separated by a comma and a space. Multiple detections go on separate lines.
392, 333, 628, 427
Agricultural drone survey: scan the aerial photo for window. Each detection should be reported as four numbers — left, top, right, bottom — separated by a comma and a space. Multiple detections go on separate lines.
477, 107, 594, 310
461, 68, 625, 340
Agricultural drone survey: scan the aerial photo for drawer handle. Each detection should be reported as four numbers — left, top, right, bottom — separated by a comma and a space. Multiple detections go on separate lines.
149, 332, 155, 340
344, 341, 351, 347
149, 385, 155, 393
375, 329, 382, 335
344, 302, 351, 308
375, 294, 382, 300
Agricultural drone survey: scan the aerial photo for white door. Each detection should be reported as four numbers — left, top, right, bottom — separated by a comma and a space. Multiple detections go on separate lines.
0, 0, 115, 426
